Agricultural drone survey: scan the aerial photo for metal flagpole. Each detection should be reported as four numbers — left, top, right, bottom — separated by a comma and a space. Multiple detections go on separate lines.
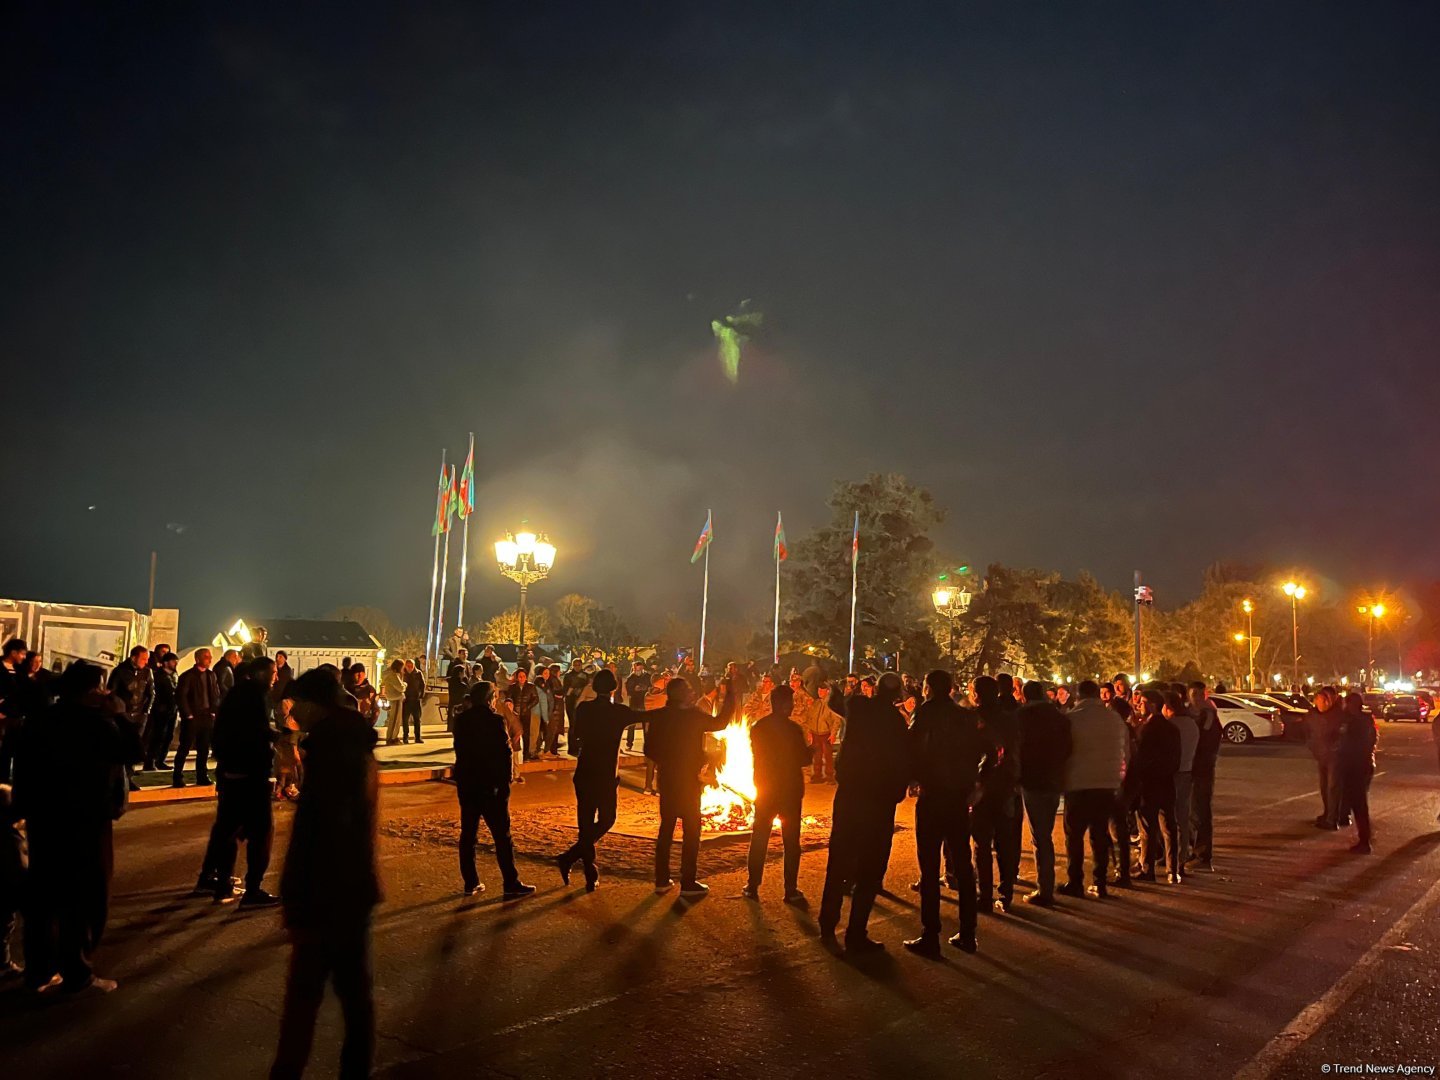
773, 541, 781, 666
436, 527, 452, 668
424, 449, 446, 670
455, 432, 474, 636
848, 511, 859, 673
699, 515, 711, 673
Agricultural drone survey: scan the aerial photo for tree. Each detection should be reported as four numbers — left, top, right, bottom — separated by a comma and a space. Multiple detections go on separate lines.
783, 473, 943, 673
479, 605, 551, 646
327, 605, 425, 663
547, 593, 636, 655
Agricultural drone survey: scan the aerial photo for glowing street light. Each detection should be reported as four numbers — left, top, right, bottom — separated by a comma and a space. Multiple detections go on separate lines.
1281, 582, 1308, 689
1357, 603, 1386, 688
495, 524, 556, 649
932, 583, 972, 668
1241, 599, 1256, 689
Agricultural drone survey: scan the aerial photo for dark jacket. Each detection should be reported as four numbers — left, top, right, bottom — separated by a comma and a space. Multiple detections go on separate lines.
504, 682, 539, 722
404, 669, 426, 702
212, 678, 277, 779
571, 699, 637, 790
835, 695, 910, 804
15, 697, 143, 828
1129, 713, 1181, 794
213, 658, 236, 701
975, 701, 1020, 798
177, 666, 221, 723
1307, 707, 1342, 764
107, 660, 155, 725
1192, 700, 1222, 776
1338, 705, 1377, 767
478, 655, 500, 682
644, 695, 733, 791
151, 666, 179, 720
1017, 701, 1072, 792
451, 703, 514, 795
281, 706, 381, 930
750, 713, 810, 807
624, 672, 650, 709
908, 698, 989, 797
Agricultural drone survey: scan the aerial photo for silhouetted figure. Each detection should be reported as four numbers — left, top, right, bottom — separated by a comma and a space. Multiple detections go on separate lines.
271, 667, 382, 1080
903, 670, 989, 956
1186, 682, 1221, 871
1130, 691, 1182, 883
557, 670, 636, 890
1339, 688, 1376, 854
1016, 680, 1071, 907
452, 682, 534, 899
174, 648, 220, 787
743, 684, 810, 902
818, 671, 909, 953
970, 676, 1021, 912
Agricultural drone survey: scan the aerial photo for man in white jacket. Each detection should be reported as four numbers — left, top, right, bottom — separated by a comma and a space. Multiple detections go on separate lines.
1059, 680, 1130, 899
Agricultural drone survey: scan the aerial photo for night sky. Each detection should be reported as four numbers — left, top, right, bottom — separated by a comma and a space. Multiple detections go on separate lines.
5, 3, 1439, 643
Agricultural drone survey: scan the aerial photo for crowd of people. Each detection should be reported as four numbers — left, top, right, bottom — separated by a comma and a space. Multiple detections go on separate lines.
0, 630, 1395, 1076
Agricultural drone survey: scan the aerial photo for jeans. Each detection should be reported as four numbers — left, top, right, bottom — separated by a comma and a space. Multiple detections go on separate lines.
915, 793, 975, 939
1022, 789, 1062, 898
655, 783, 702, 887
1140, 781, 1179, 876
1190, 769, 1215, 861
1063, 788, 1114, 887
143, 708, 177, 768
200, 776, 274, 891
270, 922, 373, 1080
1173, 771, 1193, 867
818, 790, 897, 939
458, 789, 520, 890
172, 717, 214, 784
1110, 792, 1135, 880
560, 781, 619, 873
403, 699, 423, 741
746, 796, 802, 894
971, 790, 1020, 904
1341, 759, 1373, 845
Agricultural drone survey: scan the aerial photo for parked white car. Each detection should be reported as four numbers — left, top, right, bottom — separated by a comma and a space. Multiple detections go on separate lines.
1208, 693, 1284, 744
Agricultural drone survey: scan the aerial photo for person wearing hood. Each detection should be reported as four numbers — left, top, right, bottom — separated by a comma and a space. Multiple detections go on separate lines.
818, 672, 910, 954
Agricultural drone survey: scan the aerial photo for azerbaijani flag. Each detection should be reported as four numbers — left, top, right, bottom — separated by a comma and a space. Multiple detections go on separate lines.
691, 510, 713, 564
456, 437, 475, 519
432, 463, 453, 536
851, 511, 859, 571
774, 512, 787, 562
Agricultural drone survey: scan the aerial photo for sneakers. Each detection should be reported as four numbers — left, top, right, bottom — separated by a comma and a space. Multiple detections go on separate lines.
740, 885, 759, 900
502, 883, 537, 899
783, 890, 807, 906
949, 932, 978, 953
1056, 882, 1085, 899
902, 934, 941, 957
1022, 890, 1055, 907
655, 879, 675, 894
213, 884, 243, 904
1086, 884, 1109, 899
1166, 872, 1183, 885
64, 975, 119, 995
462, 883, 486, 897
238, 889, 280, 910
992, 898, 1010, 915
679, 881, 710, 899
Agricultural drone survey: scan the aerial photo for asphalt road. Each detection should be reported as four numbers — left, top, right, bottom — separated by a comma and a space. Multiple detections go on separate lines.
4, 722, 1439, 1079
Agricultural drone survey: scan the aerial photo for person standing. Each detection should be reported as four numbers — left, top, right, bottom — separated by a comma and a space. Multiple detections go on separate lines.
818, 672, 910, 953
241, 626, 269, 664
214, 649, 241, 702
969, 676, 1021, 913
380, 659, 407, 746
1186, 681, 1221, 872
1165, 686, 1200, 871
504, 667, 540, 761
624, 661, 649, 751
478, 645, 501, 684
451, 682, 534, 899
557, 670, 637, 890
146, 652, 181, 772
403, 659, 426, 745
1059, 680, 1129, 898
107, 646, 154, 789
645, 675, 735, 897
174, 648, 220, 787
1016, 680, 1071, 907
799, 680, 841, 784
446, 652, 472, 732
0, 638, 28, 783
562, 659, 590, 755
1338, 689, 1376, 854
270, 667, 383, 1080
1307, 688, 1347, 829
14, 661, 141, 995
1130, 691, 1182, 883
903, 670, 989, 957
742, 685, 810, 903
196, 658, 279, 906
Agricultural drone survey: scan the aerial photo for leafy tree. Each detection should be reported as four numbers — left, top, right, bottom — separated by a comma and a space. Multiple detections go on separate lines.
479, 605, 552, 646
327, 605, 425, 663
783, 473, 943, 673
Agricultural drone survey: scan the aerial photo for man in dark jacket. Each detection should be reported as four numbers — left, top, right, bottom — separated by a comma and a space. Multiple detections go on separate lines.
446, 651, 471, 731
818, 672, 910, 953
1129, 690, 1183, 883
452, 682, 534, 899
743, 685, 810, 902
213, 649, 240, 701
195, 658, 278, 906
645, 674, 736, 897
1308, 688, 1347, 830
970, 675, 1021, 912
174, 648, 221, 787
505, 668, 541, 761
477, 646, 501, 683
558, 670, 638, 890
1187, 682, 1222, 871
271, 666, 382, 1080
903, 670, 990, 957
107, 646, 154, 790
1017, 680, 1072, 907
624, 662, 650, 750
402, 659, 426, 745
146, 652, 180, 771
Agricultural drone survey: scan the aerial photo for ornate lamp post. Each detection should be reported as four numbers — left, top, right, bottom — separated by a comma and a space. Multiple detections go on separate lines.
1281, 581, 1307, 691
932, 584, 972, 669
1357, 603, 1385, 688
495, 526, 556, 650
1241, 599, 1256, 689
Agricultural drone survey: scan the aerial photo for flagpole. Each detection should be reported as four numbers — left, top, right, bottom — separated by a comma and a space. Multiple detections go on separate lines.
848, 511, 859, 673
773, 518, 781, 667
455, 432, 474, 636
436, 527, 452, 667
699, 511, 711, 673
424, 449, 446, 671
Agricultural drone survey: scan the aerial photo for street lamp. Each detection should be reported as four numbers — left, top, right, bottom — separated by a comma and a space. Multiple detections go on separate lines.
1281, 582, 1307, 690
932, 584, 972, 668
495, 526, 556, 651
1232, 632, 1246, 687
1357, 603, 1385, 689
1241, 599, 1256, 689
